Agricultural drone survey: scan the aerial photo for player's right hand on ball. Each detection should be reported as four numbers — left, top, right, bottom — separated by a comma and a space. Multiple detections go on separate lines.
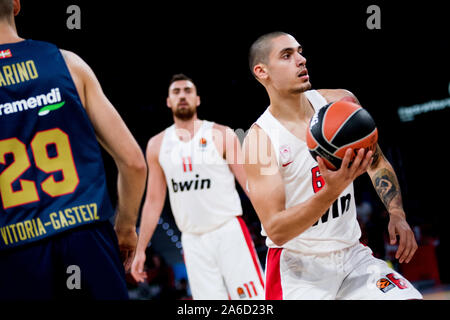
131, 251, 148, 283
317, 148, 373, 200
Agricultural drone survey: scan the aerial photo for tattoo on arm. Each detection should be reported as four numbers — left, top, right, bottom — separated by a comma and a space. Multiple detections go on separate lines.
373, 168, 403, 211
370, 144, 382, 168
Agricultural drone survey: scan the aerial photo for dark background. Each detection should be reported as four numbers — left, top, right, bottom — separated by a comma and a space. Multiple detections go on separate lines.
15, 1, 450, 283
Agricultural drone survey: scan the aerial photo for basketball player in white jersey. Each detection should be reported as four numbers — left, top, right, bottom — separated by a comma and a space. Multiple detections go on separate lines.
131, 74, 264, 300
243, 32, 422, 299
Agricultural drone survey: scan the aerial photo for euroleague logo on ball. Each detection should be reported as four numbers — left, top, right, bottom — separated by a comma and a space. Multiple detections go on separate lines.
306, 100, 378, 170
310, 113, 319, 128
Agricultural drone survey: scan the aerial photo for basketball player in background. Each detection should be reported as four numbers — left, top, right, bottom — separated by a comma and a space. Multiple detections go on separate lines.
243, 31, 422, 299
131, 74, 265, 300
0, 0, 147, 299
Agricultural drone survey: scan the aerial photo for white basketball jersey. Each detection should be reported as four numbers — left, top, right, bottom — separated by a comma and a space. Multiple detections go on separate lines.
159, 120, 242, 234
255, 90, 361, 254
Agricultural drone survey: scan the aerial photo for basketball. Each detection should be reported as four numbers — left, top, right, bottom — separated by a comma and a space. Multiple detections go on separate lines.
306, 100, 378, 170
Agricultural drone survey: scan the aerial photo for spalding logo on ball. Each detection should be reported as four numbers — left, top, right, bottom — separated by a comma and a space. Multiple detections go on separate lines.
306, 100, 378, 170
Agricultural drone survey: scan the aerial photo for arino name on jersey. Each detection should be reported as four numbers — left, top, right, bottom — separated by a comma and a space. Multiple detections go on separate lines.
0, 59, 39, 87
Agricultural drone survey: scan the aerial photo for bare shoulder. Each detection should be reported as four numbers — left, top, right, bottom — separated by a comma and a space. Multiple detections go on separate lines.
211, 122, 235, 158
59, 49, 99, 86
317, 89, 360, 104
243, 123, 267, 143
59, 50, 93, 107
60, 49, 90, 73
212, 122, 227, 130
243, 123, 272, 154
243, 123, 258, 143
243, 123, 279, 177
146, 130, 166, 159
60, 49, 80, 63
212, 122, 237, 139
212, 122, 233, 135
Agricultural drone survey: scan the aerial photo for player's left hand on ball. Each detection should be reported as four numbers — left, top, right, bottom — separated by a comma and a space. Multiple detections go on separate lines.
388, 213, 418, 264
317, 148, 373, 200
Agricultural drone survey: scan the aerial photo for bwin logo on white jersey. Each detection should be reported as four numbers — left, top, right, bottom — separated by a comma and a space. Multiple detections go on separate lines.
171, 174, 211, 193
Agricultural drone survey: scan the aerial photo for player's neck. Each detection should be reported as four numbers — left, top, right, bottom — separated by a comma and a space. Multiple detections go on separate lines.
0, 20, 23, 44
173, 116, 202, 142
269, 91, 314, 122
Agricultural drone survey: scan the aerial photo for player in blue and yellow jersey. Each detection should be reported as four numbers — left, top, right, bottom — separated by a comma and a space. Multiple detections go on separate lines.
0, 0, 147, 299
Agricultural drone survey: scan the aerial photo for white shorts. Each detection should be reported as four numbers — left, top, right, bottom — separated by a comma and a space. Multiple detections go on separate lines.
181, 217, 265, 300
265, 243, 423, 300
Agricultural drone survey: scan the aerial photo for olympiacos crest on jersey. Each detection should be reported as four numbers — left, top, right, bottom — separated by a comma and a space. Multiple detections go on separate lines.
279, 144, 293, 167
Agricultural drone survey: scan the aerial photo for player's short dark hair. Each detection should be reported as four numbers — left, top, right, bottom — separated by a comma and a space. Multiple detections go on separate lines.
168, 73, 198, 94
248, 31, 290, 77
0, 0, 13, 21
169, 73, 194, 87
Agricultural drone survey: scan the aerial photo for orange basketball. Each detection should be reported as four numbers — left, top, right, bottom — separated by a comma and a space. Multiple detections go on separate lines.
306, 100, 378, 170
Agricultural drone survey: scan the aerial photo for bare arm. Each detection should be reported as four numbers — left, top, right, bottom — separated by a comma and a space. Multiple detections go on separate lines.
322, 89, 418, 264
243, 125, 372, 246
131, 134, 168, 282
136, 134, 167, 253
62, 50, 147, 269
367, 145, 417, 263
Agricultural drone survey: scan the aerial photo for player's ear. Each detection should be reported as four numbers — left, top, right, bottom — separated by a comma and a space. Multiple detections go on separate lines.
13, 0, 21, 16
196, 96, 201, 107
254, 63, 268, 81
166, 97, 172, 109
